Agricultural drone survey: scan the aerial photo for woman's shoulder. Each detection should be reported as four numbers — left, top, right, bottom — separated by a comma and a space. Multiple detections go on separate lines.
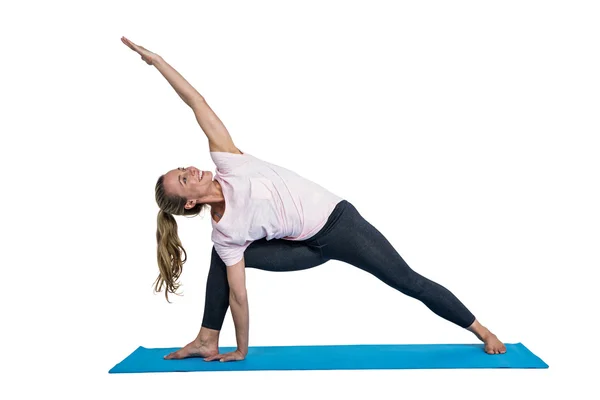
210, 149, 255, 174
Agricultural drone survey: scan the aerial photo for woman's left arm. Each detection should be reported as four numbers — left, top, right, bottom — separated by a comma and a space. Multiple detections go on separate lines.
152, 56, 204, 108
121, 37, 239, 153
121, 36, 203, 108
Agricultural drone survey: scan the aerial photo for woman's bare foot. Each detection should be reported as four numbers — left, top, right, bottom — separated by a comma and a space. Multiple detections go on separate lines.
164, 338, 219, 360
467, 319, 507, 355
482, 332, 506, 355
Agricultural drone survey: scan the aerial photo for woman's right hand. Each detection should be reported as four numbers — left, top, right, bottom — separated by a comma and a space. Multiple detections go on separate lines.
121, 36, 160, 65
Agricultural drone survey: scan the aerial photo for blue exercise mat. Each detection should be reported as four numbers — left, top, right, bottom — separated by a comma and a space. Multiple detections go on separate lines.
108, 342, 548, 373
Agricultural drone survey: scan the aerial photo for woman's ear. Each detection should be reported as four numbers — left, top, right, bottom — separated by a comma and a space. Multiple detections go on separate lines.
184, 199, 196, 210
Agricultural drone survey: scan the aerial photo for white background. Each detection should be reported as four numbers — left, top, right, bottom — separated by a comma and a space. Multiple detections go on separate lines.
1, 0, 598, 399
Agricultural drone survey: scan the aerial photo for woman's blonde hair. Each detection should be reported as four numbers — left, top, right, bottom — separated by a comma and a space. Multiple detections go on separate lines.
154, 174, 205, 302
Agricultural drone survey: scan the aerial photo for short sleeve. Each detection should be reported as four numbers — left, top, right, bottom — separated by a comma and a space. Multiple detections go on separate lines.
210, 151, 253, 175
213, 240, 253, 267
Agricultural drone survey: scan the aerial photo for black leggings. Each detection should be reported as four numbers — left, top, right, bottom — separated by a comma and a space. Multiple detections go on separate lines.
201, 200, 476, 330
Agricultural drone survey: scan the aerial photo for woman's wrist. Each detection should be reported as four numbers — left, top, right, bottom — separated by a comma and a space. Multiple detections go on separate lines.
151, 54, 164, 66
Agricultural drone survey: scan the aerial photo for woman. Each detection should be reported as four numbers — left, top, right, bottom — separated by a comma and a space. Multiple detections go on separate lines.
121, 36, 507, 362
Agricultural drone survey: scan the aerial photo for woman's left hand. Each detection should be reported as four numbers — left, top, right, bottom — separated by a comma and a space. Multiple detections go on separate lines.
121, 36, 160, 65
204, 349, 246, 362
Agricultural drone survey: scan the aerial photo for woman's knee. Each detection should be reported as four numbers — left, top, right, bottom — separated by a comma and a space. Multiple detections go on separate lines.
208, 246, 227, 273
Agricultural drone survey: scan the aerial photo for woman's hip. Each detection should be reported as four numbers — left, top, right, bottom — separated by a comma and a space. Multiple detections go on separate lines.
304, 200, 404, 266
240, 199, 402, 272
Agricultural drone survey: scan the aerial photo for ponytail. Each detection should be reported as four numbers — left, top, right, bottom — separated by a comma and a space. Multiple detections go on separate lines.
154, 173, 205, 302
154, 209, 187, 302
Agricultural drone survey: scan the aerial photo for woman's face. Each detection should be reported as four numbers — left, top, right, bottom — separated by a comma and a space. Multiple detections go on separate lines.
162, 166, 214, 208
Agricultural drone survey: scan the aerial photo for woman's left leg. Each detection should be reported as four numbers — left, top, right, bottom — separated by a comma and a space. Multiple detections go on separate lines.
312, 200, 506, 354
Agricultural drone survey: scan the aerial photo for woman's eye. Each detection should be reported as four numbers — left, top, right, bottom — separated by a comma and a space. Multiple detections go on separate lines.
183, 177, 187, 183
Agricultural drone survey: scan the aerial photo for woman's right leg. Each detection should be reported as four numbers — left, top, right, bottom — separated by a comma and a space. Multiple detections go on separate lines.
198, 237, 327, 344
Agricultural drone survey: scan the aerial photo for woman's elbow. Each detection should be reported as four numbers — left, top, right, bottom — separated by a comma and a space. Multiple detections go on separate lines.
230, 289, 248, 304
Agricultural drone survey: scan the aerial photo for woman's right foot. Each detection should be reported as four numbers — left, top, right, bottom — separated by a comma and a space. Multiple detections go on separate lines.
164, 339, 219, 360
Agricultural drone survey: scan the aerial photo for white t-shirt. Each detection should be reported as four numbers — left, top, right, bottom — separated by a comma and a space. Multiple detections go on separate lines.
209, 151, 344, 266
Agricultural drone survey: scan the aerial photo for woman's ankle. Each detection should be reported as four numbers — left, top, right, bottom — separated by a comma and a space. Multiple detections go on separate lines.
467, 319, 491, 342
196, 326, 220, 346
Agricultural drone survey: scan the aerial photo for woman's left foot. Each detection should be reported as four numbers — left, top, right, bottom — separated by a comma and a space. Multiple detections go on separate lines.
468, 319, 507, 354
482, 331, 506, 355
